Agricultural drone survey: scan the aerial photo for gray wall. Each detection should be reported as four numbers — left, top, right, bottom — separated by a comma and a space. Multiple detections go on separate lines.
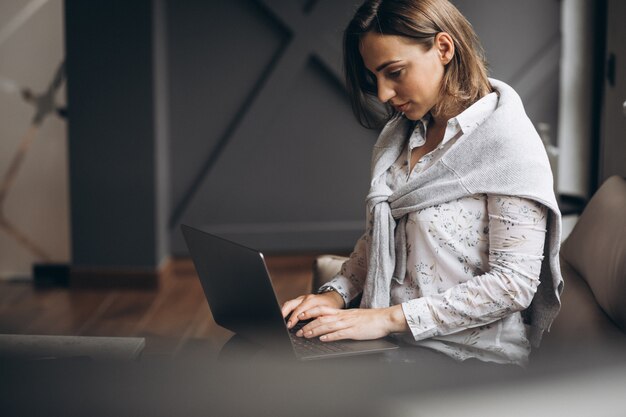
167, 0, 379, 254
167, 0, 561, 255
454, 0, 561, 142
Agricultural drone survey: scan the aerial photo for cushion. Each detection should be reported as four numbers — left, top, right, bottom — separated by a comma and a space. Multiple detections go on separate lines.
312, 255, 348, 291
560, 176, 626, 332
544, 257, 625, 347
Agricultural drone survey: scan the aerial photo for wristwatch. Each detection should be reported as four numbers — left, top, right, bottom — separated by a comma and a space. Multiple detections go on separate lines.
317, 285, 347, 308
317, 285, 338, 295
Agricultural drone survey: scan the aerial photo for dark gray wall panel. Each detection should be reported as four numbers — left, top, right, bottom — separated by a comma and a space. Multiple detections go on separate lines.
453, 0, 561, 141
167, 0, 288, 221
168, 0, 370, 254
193, 58, 374, 223
176, 57, 377, 252
452, 0, 560, 78
66, 0, 164, 268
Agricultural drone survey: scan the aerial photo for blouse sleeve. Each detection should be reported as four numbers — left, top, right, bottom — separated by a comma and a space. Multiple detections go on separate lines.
401, 195, 548, 341
319, 233, 369, 308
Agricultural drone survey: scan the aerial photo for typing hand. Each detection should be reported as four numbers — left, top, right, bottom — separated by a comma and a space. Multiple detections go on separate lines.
296, 305, 409, 342
281, 291, 344, 330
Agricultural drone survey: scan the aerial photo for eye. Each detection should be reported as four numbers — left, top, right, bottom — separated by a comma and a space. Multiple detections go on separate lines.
387, 69, 403, 79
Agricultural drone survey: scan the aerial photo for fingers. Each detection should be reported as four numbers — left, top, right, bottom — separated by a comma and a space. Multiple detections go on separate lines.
281, 296, 304, 319
297, 309, 389, 342
319, 331, 348, 342
284, 295, 342, 329
297, 305, 340, 321
286, 295, 317, 328
290, 302, 342, 329
282, 294, 318, 328
297, 314, 350, 341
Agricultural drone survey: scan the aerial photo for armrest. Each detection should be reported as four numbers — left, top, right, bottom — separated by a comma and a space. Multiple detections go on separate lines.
312, 255, 348, 291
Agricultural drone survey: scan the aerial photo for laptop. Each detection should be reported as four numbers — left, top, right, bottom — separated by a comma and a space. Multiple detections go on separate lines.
180, 224, 399, 361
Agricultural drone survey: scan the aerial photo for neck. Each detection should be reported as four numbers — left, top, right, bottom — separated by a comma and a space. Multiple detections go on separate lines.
428, 106, 453, 127
422, 114, 446, 148
429, 114, 446, 129
429, 99, 466, 127
427, 111, 450, 134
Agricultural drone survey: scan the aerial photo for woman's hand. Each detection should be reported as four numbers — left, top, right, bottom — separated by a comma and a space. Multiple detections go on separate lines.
281, 291, 345, 329
295, 305, 409, 342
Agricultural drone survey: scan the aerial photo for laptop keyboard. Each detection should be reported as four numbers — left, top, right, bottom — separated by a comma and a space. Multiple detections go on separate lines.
288, 321, 350, 356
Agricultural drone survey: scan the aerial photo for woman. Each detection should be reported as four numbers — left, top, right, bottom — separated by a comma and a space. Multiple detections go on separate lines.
281, 0, 563, 366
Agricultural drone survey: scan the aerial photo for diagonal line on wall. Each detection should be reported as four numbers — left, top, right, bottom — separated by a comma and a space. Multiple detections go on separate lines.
520, 64, 560, 110
169, 0, 357, 233
309, 55, 347, 99
512, 38, 561, 107
303, 0, 319, 15
259, 0, 349, 87
257, 0, 304, 29
508, 32, 561, 90
311, 42, 343, 85
0, 0, 50, 48
168, 39, 290, 229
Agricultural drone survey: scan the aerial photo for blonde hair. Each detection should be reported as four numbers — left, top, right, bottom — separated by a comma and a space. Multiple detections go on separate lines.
344, 0, 492, 128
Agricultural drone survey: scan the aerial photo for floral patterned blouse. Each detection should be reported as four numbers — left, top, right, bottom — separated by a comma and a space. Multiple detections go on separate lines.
324, 93, 548, 365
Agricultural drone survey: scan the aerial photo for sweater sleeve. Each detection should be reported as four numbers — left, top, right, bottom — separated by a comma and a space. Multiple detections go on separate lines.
319, 233, 368, 308
401, 195, 548, 340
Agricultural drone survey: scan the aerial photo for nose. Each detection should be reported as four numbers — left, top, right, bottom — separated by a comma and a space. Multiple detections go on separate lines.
377, 78, 396, 104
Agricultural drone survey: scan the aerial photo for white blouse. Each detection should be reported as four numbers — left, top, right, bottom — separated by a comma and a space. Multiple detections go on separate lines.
324, 93, 548, 365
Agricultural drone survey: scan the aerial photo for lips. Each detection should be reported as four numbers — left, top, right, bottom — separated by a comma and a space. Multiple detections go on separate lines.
393, 102, 410, 112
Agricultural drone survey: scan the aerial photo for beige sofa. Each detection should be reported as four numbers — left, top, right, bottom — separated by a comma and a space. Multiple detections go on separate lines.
312, 175, 626, 352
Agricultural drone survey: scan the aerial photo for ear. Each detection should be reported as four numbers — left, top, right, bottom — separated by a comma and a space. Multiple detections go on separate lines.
434, 32, 455, 65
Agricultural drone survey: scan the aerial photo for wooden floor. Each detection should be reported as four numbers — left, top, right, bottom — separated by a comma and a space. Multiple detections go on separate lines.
0, 255, 319, 359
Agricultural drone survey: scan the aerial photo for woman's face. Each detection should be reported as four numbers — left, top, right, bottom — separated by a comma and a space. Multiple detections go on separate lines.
359, 32, 453, 121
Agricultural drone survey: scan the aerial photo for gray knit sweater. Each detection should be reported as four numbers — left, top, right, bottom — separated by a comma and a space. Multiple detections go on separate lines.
362, 78, 563, 347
